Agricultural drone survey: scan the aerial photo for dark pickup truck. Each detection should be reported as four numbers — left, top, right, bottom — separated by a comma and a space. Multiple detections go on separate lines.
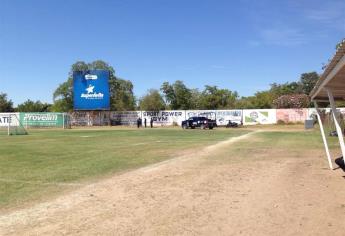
182, 116, 216, 129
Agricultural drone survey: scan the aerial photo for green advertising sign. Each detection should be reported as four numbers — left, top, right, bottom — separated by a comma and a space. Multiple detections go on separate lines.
19, 113, 64, 127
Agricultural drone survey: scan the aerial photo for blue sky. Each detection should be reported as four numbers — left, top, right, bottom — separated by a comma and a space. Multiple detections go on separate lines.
0, 0, 344, 105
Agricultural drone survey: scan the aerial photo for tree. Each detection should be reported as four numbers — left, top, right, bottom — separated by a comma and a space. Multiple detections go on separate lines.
17, 100, 51, 112
269, 82, 302, 97
199, 86, 238, 109
52, 60, 135, 112
299, 72, 319, 95
273, 94, 310, 108
139, 89, 166, 111
161, 80, 193, 109
110, 78, 136, 111
0, 93, 14, 112
251, 91, 275, 109
189, 88, 201, 109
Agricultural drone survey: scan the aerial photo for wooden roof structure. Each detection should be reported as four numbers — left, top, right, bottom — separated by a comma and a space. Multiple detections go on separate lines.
310, 39, 345, 101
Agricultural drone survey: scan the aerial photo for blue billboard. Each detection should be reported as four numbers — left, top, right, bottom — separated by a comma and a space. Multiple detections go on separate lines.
73, 70, 110, 110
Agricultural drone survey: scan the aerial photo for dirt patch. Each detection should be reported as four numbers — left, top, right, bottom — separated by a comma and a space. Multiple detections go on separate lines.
1, 131, 345, 235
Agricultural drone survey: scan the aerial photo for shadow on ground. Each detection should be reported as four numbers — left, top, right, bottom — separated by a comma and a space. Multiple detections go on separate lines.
335, 157, 345, 172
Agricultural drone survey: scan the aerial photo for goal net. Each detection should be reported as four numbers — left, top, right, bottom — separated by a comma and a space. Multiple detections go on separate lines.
0, 113, 28, 135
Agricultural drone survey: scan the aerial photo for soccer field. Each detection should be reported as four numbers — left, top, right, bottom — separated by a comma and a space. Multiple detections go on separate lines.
0, 127, 249, 209
2, 126, 345, 235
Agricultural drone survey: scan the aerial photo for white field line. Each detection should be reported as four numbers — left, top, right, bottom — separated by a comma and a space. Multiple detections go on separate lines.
0, 132, 259, 188
140, 130, 260, 173
0, 130, 260, 228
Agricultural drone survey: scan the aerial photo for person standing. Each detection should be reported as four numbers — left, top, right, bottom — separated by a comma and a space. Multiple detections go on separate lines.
150, 117, 154, 128
144, 118, 147, 128
137, 117, 141, 128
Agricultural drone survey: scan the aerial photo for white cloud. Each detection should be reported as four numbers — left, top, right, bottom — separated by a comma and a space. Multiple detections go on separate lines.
259, 28, 307, 46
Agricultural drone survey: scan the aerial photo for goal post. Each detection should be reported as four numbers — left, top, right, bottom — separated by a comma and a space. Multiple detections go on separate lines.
0, 113, 28, 135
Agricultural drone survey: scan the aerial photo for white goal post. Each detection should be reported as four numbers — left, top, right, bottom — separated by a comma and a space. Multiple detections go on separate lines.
0, 113, 28, 135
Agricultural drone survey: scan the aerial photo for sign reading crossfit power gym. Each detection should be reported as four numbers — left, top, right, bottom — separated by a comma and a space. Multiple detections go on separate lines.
73, 70, 110, 110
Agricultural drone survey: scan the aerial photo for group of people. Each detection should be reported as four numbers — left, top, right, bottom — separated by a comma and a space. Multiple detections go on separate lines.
137, 117, 154, 128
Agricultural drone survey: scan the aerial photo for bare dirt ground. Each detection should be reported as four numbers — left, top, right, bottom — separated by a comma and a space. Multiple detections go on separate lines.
1, 130, 345, 235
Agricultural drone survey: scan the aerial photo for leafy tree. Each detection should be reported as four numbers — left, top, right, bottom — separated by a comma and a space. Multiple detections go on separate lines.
235, 96, 256, 109
17, 100, 51, 112
51, 77, 74, 112
199, 86, 238, 109
52, 60, 135, 112
252, 91, 275, 109
139, 89, 166, 111
110, 78, 136, 111
161, 80, 193, 109
189, 88, 201, 109
0, 93, 14, 112
299, 72, 319, 95
273, 94, 310, 108
270, 82, 302, 97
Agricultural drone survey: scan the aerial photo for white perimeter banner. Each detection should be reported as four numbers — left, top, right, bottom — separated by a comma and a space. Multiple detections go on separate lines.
215, 110, 242, 126
142, 110, 186, 126
243, 109, 276, 125
0, 113, 19, 127
110, 111, 141, 126
186, 110, 216, 120
70, 111, 92, 126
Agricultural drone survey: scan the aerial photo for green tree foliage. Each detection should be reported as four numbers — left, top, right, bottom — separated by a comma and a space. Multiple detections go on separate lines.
0, 93, 14, 112
299, 72, 319, 95
139, 89, 166, 111
17, 100, 51, 112
52, 60, 135, 112
111, 78, 136, 111
273, 94, 310, 108
199, 85, 238, 109
189, 88, 201, 109
252, 91, 275, 109
270, 82, 302, 97
161, 80, 193, 109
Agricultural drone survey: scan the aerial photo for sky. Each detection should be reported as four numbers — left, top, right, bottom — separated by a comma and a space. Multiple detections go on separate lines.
0, 0, 344, 105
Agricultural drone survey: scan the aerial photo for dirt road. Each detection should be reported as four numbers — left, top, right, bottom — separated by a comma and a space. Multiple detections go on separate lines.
1, 131, 345, 235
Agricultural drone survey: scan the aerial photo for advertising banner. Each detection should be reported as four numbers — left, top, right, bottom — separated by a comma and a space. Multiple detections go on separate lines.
73, 70, 110, 110
243, 109, 276, 125
110, 111, 141, 126
276, 109, 308, 123
0, 113, 19, 127
186, 110, 216, 120
142, 110, 186, 126
19, 113, 64, 127
70, 111, 90, 126
215, 110, 242, 126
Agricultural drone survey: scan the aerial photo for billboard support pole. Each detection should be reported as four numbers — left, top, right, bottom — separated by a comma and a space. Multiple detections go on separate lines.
7, 115, 10, 135
62, 113, 65, 129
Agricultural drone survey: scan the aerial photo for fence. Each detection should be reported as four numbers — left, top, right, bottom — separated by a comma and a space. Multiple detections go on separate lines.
69, 108, 327, 127
2, 109, 342, 128
1, 113, 71, 129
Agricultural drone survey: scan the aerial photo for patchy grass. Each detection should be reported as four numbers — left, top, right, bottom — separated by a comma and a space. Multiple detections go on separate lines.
209, 128, 342, 165
0, 127, 248, 209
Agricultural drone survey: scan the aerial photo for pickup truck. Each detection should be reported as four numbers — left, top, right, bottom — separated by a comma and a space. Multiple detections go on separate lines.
181, 116, 216, 129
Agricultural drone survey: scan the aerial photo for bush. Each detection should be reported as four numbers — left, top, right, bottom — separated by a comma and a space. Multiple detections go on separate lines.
277, 120, 286, 125
273, 94, 310, 108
